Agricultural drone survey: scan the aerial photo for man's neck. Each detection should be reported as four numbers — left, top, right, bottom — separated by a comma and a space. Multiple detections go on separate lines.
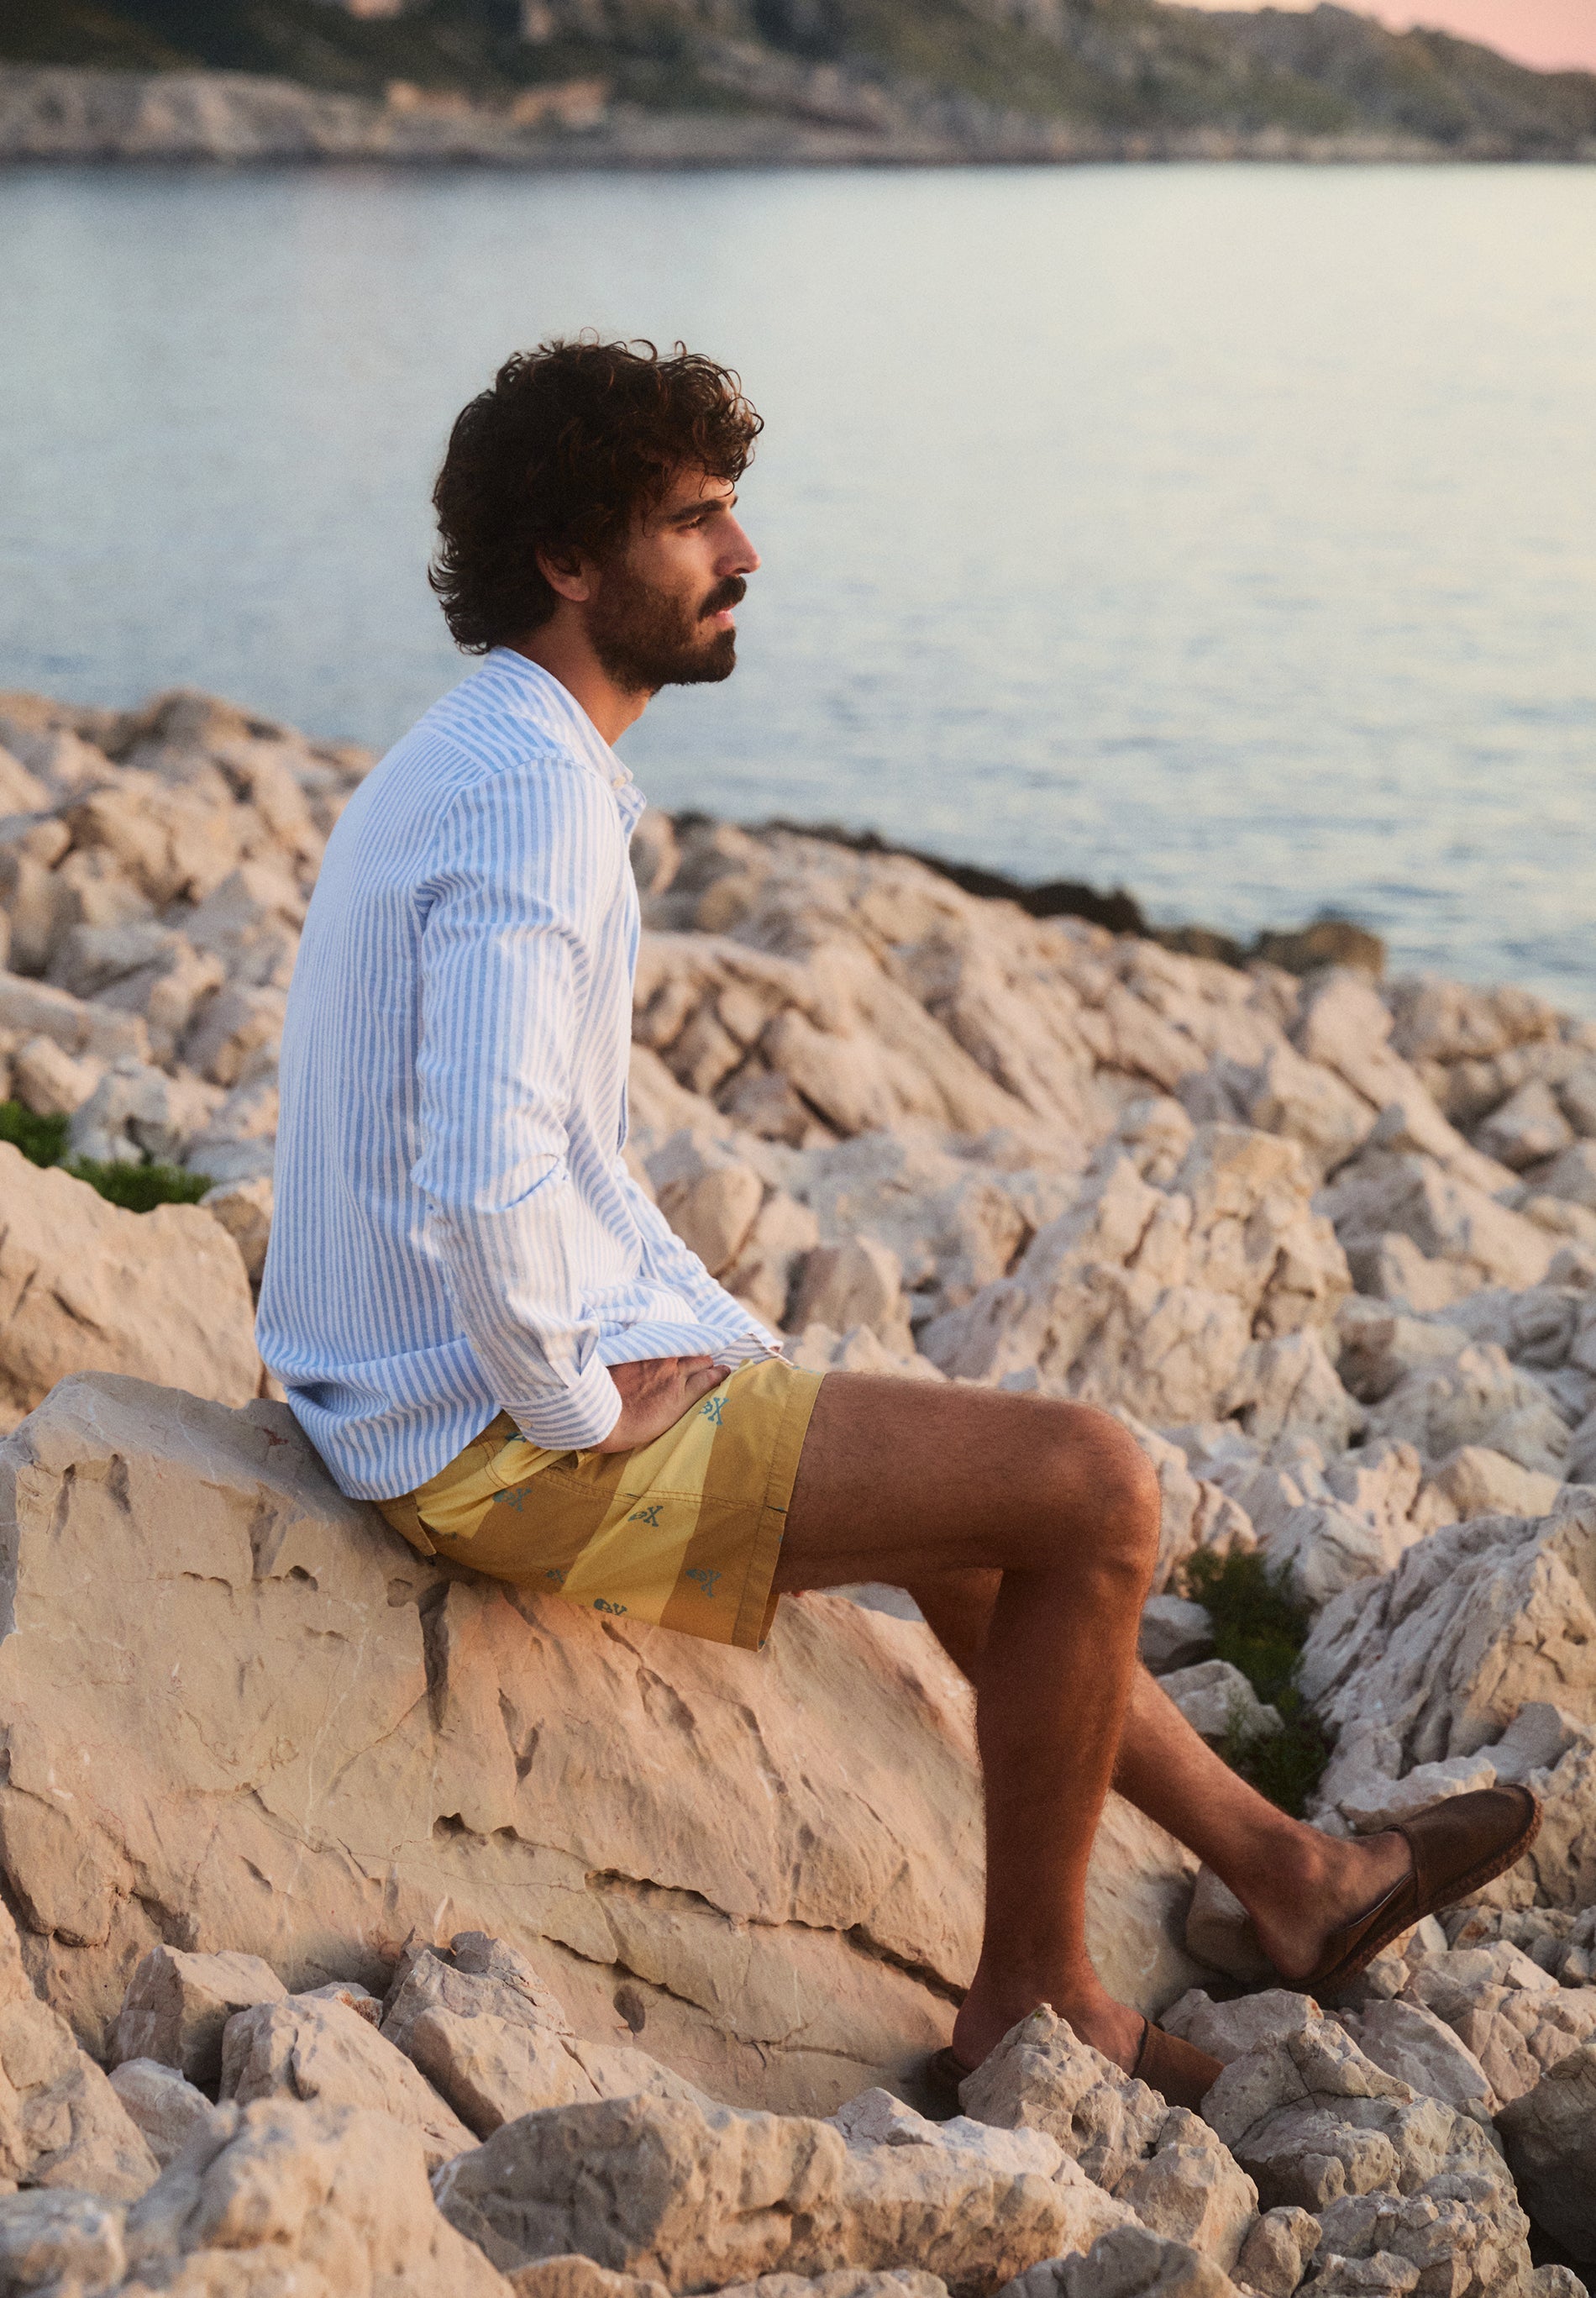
507, 618, 648, 749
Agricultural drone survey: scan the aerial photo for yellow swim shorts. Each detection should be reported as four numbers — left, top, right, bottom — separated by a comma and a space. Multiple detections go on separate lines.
375, 1355, 823, 1652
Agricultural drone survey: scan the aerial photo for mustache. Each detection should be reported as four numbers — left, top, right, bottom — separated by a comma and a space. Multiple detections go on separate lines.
700, 576, 748, 620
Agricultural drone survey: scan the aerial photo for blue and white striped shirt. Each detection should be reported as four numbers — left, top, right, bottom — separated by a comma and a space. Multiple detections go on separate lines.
257, 649, 778, 1499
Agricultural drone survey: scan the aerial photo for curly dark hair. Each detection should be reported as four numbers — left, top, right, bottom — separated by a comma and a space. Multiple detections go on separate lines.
429, 338, 763, 652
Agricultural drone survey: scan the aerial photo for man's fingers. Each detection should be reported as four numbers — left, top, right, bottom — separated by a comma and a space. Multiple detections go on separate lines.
685, 1363, 731, 1405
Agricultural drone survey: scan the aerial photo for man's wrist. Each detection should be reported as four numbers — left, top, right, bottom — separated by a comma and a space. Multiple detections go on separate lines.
508, 1355, 622, 1451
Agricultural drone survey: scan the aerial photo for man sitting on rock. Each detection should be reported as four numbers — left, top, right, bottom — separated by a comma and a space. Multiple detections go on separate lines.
258, 339, 1540, 2116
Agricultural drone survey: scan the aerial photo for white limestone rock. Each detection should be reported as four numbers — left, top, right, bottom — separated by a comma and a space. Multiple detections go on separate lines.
1181, 1868, 1275, 1989
713, 2278, 948, 2298
1049, 2222, 1246, 2296
1139, 1596, 1215, 1675
785, 1320, 948, 1381
1300, 1490, 1596, 1778
433, 2090, 1130, 2296
381, 1940, 704, 2138
1404, 1948, 1596, 2109
1311, 2172, 1536, 2298
922, 1124, 1349, 1429
953, 2006, 1257, 2266
1114, 1414, 1255, 1596
107, 2058, 223, 2169
1334, 1753, 1502, 1835
1231, 2205, 1321, 2297
0, 1372, 1203, 2108
1159, 1991, 1320, 2069
1158, 1661, 1282, 1749
8, 1032, 101, 1117
790, 1236, 915, 1350
831, 2086, 1065, 2183
66, 1057, 222, 1168
1201, 2021, 1506, 2212
1334, 1301, 1472, 1405
113, 1946, 287, 2090
1416, 1444, 1562, 1528
1226, 1329, 1363, 1458
1476, 1078, 1577, 1171
1322, 1150, 1555, 1300
1110, 2107, 1257, 2271
1540, 1140, 1596, 1212
0, 970, 150, 1066
1336, 2001, 1495, 2117
122, 2096, 507, 2293
956, 2008, 1169, 2189
198, 1171, 273, 1283
1361, 1344, 1568, 1476
219, 1990, 477, 2170
0, 1900, 159, 2201
1498, 2043, 1596, 2261
647, 1128, 767, 1278
0, 2187, 127, 2295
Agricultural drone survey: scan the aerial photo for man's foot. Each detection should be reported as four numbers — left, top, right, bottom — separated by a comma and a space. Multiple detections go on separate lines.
952, 1975, 1147, 2080
1244, 1787, 1541, 1990
1248, 1825, 1413, 1983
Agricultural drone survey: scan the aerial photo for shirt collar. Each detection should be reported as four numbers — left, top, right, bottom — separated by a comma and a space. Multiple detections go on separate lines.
483, 647, 647, 829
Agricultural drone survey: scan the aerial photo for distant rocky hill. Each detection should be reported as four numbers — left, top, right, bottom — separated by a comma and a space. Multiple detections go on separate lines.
2, 0, 1594, 162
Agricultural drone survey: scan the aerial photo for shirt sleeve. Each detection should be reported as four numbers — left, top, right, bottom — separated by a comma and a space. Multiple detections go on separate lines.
410, 764, 623, 1450
613, 1154, 782, 1359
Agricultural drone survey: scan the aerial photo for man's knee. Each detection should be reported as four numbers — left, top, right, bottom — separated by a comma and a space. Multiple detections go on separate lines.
1035, 1404, 1162, 1588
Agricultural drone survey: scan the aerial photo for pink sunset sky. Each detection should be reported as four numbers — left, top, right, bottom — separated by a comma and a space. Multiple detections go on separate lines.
1179, 1, 1596, 72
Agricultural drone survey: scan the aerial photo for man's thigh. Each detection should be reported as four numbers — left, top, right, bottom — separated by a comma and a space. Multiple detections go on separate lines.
774, 1371, 1140, 1594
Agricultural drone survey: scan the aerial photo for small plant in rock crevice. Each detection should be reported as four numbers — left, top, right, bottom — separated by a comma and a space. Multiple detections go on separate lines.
0, 1100, 69, 1168
0, 1099, 211, 1212
1179, 1546, 1333, 1820
66, 1155, 213, 1212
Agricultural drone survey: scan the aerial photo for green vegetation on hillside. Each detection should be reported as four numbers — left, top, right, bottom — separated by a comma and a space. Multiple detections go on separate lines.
0, 0, 544, 92
3, 0, 1593, 147
0, 1098, 212, 1213
1181, 1546, 1333, 1819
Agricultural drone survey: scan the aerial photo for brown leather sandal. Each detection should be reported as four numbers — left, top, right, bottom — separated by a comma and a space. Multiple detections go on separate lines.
1131, 2017, 1225, 2111
1306, 1783, 1541, 1995
923, 2044, 968, 2119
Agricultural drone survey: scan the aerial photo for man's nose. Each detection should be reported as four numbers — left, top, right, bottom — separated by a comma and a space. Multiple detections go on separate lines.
720, 517, 759, 576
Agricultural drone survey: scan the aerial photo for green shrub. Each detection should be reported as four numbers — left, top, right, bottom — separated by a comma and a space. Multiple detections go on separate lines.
1181, 1546, 1333, 1819
66, 1157, 213, 1213
0, 1101, 212, 1212
0, 1100, 70, 1169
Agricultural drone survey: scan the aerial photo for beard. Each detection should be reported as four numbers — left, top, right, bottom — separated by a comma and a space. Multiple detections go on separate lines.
587, 565, 747, 695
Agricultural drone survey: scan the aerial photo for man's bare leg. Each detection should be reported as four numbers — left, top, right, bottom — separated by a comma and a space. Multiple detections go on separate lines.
908, 1573, 1410, 1988
778, 1375, 1164, 2075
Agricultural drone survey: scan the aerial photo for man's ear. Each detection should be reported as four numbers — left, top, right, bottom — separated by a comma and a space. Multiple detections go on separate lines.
535, 545, 596, 606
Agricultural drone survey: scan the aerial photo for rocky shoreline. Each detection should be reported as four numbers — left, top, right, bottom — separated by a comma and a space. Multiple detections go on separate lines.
3, 63, 1587, 169
2, 678, 1595, 2291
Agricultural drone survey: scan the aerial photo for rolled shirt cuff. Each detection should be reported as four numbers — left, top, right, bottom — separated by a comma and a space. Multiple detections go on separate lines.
507, 1353, 623, 1451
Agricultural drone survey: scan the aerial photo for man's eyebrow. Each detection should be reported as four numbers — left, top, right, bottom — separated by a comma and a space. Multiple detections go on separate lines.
663, 492, 735, 525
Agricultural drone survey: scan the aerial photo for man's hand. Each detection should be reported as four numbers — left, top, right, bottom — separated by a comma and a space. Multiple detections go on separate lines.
594, 1355, 730, 1454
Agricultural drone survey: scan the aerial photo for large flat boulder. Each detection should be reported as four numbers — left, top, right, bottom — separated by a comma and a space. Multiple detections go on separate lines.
0, 1374, 1203, 2117
0, 1144, 260, 1429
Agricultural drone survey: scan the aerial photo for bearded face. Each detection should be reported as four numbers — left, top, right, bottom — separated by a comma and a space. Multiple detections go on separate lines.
586, 558, 748, 694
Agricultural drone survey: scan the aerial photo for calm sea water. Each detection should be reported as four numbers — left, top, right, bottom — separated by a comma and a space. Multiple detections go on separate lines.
2, 162, 1593, 1006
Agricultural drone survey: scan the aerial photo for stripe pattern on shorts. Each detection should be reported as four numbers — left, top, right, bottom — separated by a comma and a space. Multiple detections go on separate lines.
377, 1356, 823, 1650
